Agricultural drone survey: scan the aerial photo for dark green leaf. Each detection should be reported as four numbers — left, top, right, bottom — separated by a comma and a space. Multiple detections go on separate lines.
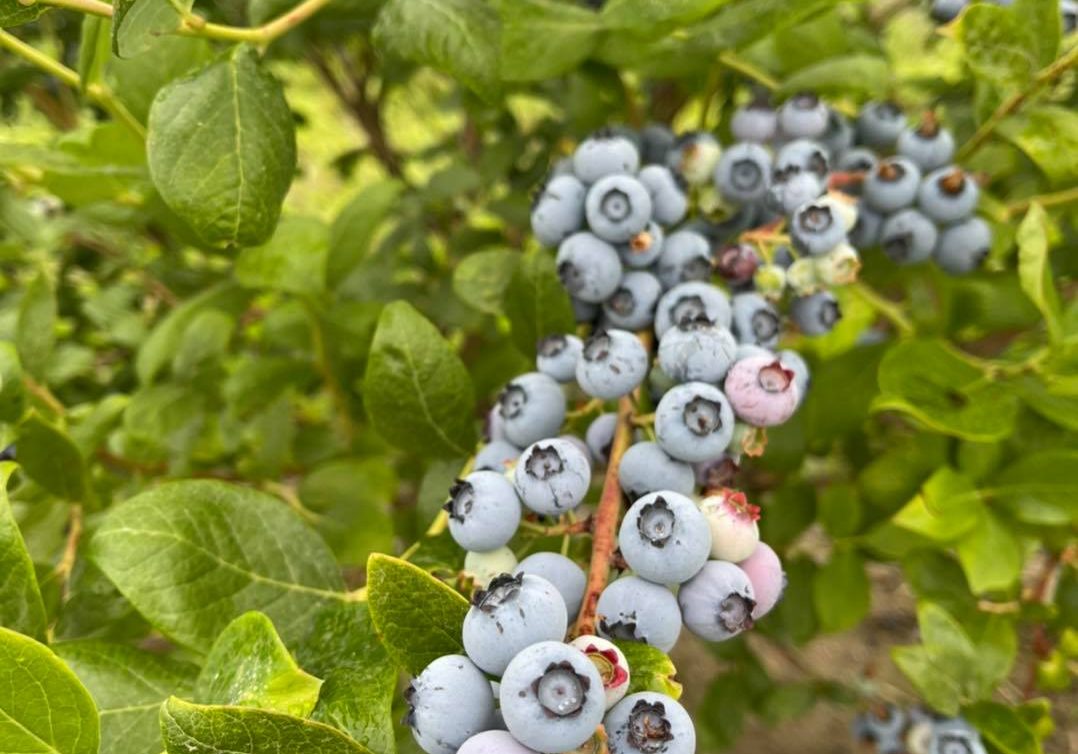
107, 36, 214, 123
813, 546, 870, 632
0, 461, 46, 639
0, 626, 99, 754
964, 700, 1042, 754
362, 301, 477, 458
235, 216, 328, 296
55, 640, 198, 754
366, 553, 469, 674
16, 271, 55, 380
328, 180, 404, 286
17, 413, 94, 503
77, 16, 112, 91
147, 45, 296, 248
503, 249, 575, 356
373, 0, 501, 101
0, 343, 26, 422
0, 0, 47, 27
452, 249, 519, 316
161, 697, 373, 754
496, 0, 602, 81
299, 458, 396, 566
90, 480, 349, 650
113, 0, 191, 58
195, 611, 322, 717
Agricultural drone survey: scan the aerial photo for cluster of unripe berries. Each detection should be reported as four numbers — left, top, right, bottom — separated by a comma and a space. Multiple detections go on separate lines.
853, 706, 987, 754
533, 92, 992, 349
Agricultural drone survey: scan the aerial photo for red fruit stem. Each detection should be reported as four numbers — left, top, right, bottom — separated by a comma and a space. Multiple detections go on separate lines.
827, 170, 865, 190
574, 392, 635, 638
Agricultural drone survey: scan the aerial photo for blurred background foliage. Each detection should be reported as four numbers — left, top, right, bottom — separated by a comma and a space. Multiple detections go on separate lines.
0, 0, 1076, 752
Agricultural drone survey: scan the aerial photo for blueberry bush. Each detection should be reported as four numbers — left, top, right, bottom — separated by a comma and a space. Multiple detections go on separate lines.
0, 0, 1075, 752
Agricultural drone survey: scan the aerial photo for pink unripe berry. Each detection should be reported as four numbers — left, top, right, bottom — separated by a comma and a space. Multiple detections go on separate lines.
700, 488, 761, 562
737, 541, 785, 619
724, 356, 800, 427
568, 635, 631, 709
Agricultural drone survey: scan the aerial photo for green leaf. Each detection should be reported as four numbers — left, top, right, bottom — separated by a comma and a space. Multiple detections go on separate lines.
874, 339, 1019, 441
1013, 0, 1060, 67
0, 462, 46, 639
452, 249, 519, 316
1016, 203, 1063, 343
54, 640, 198, 754
600, 0, 730, 30
235, 216, 329, 296
812, 546, 870, 632
327, 180, 404, 286
685, 0, 843, 52
0, 0, 47, 27
90, 479, 348, 650
16, 271, 56, 380
107, 36, 214, 123
891, 603, 986, 715
0, 626, 99, 754
955, 513, 1022, 593
964, 700, 1042, 754
366, 553, 469, 674
615, 641, 683, 699
296, 602, 397, 754
17, 413, 94, 503
195, 612, 322, 717
957, 4, 1040, 91
816, 483, 861, 538
990, 449, 1078, 525
998, 106, 1078, 185
147, 45, 296, 248
362, 301, 477, 458
160, 697, 373, 754
112, 0, 192, 58
892, 468, 981, 542
779, 54, 890, 96
495, 0, 602, 81
373, 0, 501, 101
1014, 374, 1078, 433
0, 343, 26, 422
503, 249, 576, 356
299, 458, 396, 566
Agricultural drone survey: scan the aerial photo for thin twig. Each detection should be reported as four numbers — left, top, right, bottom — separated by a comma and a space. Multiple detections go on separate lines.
22, 376, 66, 416
849, 281, 915, 337
1004, 185, 1078, 220
53, 504, 83, 601
718, 51, 780, 91
519, 516, 593, 537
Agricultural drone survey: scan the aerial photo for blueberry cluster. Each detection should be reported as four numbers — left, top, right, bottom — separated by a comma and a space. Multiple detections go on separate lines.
534, 96, 992, 346
931, 0, 1075, 33
853, 706, 987, 754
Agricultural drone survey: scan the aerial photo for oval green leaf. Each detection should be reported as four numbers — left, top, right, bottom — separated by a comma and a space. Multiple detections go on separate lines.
503, 249, 576, 356
0, 461, 46, 639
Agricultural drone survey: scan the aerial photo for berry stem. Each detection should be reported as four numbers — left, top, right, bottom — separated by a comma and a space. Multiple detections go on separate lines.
573, 393, 634, 638
848, 281, 914, 337
519, 516, 593, 537
1004, 186, 1078, 220
717, 51, 780, 91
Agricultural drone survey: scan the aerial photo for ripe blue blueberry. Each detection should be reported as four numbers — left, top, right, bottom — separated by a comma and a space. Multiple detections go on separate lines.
445, 471, 522, 552
731, 292, 781, 348
767, 170, 824, 215
405, 655, 496, 754
775, 139, 830, 180
514, 438, 592, 516
514, 552, 587, 620
585, 412, 618, 466
586, 175, 654, 244
618, 221, 665, 269
790, 291, 842, 336
605, 692, 696, 754
576, 329, 649, 400
556, 232, 623, 303
572, 297, 600, 324
791, 200, 848, 256
714, 142, 772, 205
637, 165, 687, 226
677, 560, 756, 642
1063, 0, 1076, 33
603, 271, 662, 331
654, 231, 712, 290
929, 718, 987, 754
596, 575, 682, 652
499, 372, 566, 447
917, 166, 979, 224
462, 573, 569, 676
931, 0, 968, 20
863, 156, 922, 213
848, 201, 884, 247
879, 208, 939, 265
820, 109, 855, 157
458, 730, 538, 754
618, 442, 695, 500
531, 174, 586, 247
665, 131, 721, 185
856, 101, 906, 148
934, 216, 991, 275
655, 382, 735, 463
658, 317, 738, 383
573, 129, 640, 184
731, 96, 777, 143
619, 491, 711, 585
654, 282, 732, 338
897, 117, 955, 172
835, 147, 878, 195
474, 440, 521, 473
777, 92, 830, 139
639, 124, 676, 166
537, 334, 583, 383
498, 641, 606, 753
